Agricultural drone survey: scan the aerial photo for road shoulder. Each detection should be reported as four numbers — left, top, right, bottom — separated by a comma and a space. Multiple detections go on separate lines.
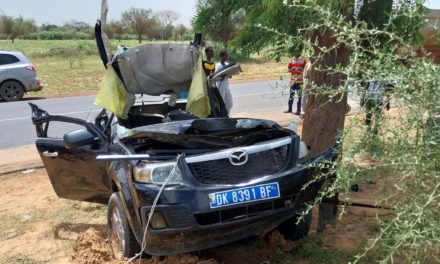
0, 145, 43, 175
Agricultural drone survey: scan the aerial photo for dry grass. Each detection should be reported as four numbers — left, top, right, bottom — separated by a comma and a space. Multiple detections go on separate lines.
235, 61, 286, 82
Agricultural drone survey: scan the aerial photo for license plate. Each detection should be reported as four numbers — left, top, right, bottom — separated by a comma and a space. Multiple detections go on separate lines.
209, 182, 280, 209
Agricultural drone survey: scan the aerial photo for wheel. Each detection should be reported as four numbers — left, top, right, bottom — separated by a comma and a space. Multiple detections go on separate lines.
0, 81, 24, 102
277, 212, 312, 241
108, 193, 141, 260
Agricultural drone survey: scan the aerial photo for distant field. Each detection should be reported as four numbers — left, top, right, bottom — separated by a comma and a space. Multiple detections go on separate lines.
0, 40, 286, 97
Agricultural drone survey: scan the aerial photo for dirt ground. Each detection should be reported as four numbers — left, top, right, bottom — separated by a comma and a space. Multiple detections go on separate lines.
0, 165, 389, 264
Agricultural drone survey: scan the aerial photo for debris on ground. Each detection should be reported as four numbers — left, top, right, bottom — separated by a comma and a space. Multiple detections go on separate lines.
70, 227, 112, 264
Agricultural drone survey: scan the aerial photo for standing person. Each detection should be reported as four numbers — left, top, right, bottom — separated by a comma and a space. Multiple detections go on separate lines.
215, 49, 233, 113
360, 80, 391, 136
284, 51, 306, 115
202, 46, 215, 76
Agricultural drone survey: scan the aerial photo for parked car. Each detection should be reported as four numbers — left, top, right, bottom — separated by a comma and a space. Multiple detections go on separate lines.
29, 6, 336, 260
0, 50, 43, 102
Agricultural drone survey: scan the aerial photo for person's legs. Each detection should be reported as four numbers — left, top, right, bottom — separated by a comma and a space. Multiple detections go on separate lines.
365, 100, 373, 128
295, 85, 302, 115
372, 103, 383, 136
285, 84, 295, 113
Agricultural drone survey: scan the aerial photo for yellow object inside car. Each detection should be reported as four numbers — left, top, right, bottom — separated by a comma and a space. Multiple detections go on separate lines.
95, 65, 133, 119
186, 49, 211, 118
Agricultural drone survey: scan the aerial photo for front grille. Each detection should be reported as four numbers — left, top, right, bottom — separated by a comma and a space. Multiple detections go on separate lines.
188, 144, 290, 184
194, 195, 295, 226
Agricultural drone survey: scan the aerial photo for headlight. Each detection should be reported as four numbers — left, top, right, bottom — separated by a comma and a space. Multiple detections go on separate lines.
133, 162, 183, 184
299, 141, 309, 159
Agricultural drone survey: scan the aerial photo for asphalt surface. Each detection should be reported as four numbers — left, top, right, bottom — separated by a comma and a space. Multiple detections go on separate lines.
0, 80, 286, 149
0, 80, 359, 150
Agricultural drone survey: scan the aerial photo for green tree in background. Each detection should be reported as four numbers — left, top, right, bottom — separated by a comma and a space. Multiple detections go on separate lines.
193, 0, 424, 156
0, 15, 14, 41
0, 15, 36, 43
121, 7, 155, 43
155, 10, 180, 40
174, 24, 188, 40
107, 20, 124, 41
194, 0, 436, 262
193, 0, 245, 47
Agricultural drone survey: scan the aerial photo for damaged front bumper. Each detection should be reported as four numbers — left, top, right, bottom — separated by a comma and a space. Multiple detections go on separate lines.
125, 147, 334, 256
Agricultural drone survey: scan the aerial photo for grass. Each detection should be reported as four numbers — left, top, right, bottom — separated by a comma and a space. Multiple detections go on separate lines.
291, 235, 354, 264
0, 213, 30, 241
0, 39, 287, 97
1, 254, 42, 264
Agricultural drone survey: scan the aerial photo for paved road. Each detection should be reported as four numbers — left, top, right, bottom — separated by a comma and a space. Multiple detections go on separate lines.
0, 80, 359, 149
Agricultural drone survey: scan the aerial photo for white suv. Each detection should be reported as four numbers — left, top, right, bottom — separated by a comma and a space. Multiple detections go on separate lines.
0, 50, 43, 102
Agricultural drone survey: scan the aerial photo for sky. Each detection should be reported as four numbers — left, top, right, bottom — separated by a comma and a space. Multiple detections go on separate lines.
0, 0, 197, 26
425, 0, 440, 9
0, 0, 439, 27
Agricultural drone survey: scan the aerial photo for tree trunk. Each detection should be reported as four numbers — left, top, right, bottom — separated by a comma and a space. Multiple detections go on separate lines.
11, 37, 14, 43
138, 35, 142, 44
301, 29, 351, 157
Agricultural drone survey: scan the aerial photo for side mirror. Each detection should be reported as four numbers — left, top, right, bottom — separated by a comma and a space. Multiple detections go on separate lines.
64, 129, 97, 149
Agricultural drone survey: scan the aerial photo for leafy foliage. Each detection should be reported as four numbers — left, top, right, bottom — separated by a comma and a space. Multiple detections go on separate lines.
197, 0, 439, 261
193, 0, 245, 47
0, 15, 37, 43
272, 0, 439, 262
121, 7, 157, 43
107, 20, 124, 41
0, 8, 187, 42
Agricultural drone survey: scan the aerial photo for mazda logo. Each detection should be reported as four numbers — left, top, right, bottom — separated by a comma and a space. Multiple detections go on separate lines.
229, 150, 248, 166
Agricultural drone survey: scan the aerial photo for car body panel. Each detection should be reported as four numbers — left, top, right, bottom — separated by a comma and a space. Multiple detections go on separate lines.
30, 103, 111, 203
36, 137, 112, 203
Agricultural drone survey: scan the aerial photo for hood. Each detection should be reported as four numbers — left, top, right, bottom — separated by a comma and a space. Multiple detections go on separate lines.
120, 118, 294, 148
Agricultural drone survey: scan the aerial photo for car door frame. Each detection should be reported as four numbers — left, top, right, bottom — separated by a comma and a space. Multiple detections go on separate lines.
30, 103, 112, 204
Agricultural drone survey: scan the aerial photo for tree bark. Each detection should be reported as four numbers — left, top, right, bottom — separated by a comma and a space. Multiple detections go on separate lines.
301, 29, 351, 157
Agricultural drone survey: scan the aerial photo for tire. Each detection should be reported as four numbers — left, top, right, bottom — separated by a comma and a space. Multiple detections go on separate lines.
108, 193, 141, 260
0, 81, 24, 102
277, 212, 312, 241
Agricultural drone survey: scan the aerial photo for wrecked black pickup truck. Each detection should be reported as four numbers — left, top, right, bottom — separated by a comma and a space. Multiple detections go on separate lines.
29, 2, 336, 260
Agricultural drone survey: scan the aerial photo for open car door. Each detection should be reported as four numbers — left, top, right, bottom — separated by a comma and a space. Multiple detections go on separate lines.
29, 103, 112, 204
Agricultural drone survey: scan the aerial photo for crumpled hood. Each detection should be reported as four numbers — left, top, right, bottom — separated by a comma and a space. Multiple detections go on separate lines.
120, 118, 294, 148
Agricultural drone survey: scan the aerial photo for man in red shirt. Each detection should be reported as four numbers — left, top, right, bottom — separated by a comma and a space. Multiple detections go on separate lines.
284, 52, 306, 115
